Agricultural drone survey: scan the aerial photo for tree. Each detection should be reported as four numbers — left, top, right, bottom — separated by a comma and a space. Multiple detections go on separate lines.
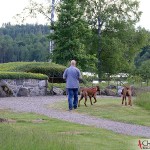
0, 24, 50, 63
16, 0, 149, 76
84, 0, 142, 79
14, 0, 53, 23
50, 0, 97, 71
137, 60, 150, 86
135, 44, 150, 67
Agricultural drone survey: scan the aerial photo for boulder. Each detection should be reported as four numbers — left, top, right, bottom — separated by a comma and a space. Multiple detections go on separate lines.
0, 80, 13, 97
104, 88, 116, 96
51, 87, 64, 95
0, 87, 7, 97
0, 118, 7, 123
17, 87, 29, 97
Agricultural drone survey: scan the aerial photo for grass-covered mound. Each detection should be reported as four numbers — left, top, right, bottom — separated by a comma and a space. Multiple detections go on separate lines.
0, 71, 48, 80
0, 62, 66, 79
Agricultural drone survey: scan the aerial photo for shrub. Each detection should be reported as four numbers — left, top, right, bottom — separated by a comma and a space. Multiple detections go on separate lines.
0, 71, 48, 80
134, 92, 150, 110
0, 62, 66, 78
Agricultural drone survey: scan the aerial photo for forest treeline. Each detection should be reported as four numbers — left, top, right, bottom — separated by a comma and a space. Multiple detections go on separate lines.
0, 23, 50, 63
0, 23, 149, 69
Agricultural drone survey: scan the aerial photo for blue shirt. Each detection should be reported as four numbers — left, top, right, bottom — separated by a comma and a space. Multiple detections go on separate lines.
63, 66, 82, 88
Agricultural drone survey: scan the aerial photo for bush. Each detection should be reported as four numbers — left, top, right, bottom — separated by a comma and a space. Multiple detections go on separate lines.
0, 71, 48, 80
134, 92, 150, 110
0, 62, 66, 78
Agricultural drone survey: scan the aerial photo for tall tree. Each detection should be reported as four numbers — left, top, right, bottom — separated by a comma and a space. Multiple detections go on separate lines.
85, 0, 142, 79
50, 0, 97, 71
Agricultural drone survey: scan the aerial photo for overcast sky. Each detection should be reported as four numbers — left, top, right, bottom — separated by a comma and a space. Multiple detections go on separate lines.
0, 0, 149, 30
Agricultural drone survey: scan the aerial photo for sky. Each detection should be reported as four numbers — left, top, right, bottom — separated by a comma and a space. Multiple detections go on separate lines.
0, 0, 150, 30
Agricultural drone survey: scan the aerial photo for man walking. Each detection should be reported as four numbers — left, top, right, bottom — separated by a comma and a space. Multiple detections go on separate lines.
63, 60, 82, 110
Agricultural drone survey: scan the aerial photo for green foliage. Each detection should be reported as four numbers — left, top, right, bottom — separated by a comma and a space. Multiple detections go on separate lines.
0, 24, 50, 63
0, 1, 149, 78
135, 92, 150, 110
136, 60, 150, 85
50, 0, 96, 71
0, 62, 66, 78
135, 45, 150, 67
101, 36, 127, 75
84, 0, 147, 76
0, 71, 48, 80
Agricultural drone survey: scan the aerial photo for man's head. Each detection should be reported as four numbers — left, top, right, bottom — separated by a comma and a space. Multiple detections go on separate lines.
70, 60, 76, 66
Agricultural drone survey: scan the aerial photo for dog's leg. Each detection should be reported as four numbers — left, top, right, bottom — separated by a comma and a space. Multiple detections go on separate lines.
93, 94, 97, 103
122, 96, 124, 105
78, 94, 83, 107
125, 95, 127, 106
127, 90, 132, 106
93, 97, 97, 103
128, 96, 132, 106
121, 89, 124, 105
84, 95, 88, 107
89, 96, 93, 105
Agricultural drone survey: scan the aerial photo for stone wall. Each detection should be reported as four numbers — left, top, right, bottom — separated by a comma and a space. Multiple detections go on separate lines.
0, 79, 48, 97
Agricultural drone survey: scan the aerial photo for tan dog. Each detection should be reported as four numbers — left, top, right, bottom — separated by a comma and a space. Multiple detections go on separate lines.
121, 86, 132, 106
78, 86, 100, 107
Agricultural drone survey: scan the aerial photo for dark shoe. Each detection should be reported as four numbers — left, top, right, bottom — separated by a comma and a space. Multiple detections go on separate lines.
74, 106, 77, 109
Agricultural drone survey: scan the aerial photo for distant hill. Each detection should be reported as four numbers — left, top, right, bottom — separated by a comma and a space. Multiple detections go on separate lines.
0, 23, 50, 63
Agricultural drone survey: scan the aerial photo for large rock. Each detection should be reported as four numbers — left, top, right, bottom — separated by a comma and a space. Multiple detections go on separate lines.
0, 87, 7, 97
0, 80, 13, 97
51, 87, 64, 95
17, 87, 29, 97
104, 88, 116, 96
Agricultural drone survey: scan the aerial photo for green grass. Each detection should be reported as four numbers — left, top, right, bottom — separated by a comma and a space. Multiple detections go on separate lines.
50, 97, 150, 126
135, 92, 150, 110
0, 109, 139, 150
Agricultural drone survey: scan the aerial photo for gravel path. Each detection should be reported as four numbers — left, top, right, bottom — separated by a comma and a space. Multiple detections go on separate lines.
0, 96, 150, 138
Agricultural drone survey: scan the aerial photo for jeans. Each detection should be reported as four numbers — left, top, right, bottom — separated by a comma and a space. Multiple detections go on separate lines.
67, 88, 78, 110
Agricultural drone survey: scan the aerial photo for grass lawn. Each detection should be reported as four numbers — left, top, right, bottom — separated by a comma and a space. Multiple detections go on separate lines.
50, 96, 150, 127
0, 109, 139, 150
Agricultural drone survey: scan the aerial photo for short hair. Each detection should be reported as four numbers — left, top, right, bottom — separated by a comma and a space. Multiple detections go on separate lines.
71, 60, 76, 66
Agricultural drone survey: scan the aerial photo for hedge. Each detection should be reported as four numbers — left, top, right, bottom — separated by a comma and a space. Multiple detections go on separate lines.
0, 62, 66, 78
0, 71, 48, 80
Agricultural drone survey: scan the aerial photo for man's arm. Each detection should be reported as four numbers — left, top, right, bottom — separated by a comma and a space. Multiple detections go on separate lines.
63, 69, 67, 79
78, 69, 82, 80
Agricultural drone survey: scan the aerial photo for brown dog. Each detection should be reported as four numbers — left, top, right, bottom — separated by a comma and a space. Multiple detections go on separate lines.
78, 86, 100, 107
121, 86, 132, 106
